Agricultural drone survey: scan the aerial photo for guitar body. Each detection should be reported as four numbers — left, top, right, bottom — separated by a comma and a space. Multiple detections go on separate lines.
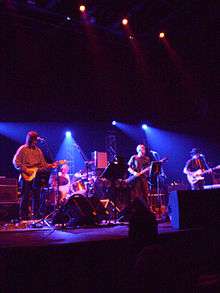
187, 170, 205, 185
187, 165, 220, 185
21, 160, 67, 182
21, 167, 38, 182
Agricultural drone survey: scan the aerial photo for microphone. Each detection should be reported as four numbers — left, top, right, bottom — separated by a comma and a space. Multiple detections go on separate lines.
37, 136, 46, 142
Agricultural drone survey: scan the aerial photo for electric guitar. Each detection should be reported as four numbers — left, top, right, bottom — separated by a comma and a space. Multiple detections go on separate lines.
21, 160, 67, 182
187, 165, 220, 185
126, 157, 167, 184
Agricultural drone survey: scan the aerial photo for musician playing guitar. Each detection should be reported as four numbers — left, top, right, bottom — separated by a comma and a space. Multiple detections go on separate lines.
183, 148, 212, 190
128, 144, 151, 205
13, 131, 58, 220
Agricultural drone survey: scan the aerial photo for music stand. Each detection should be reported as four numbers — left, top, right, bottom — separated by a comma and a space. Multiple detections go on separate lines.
100, 156, 127, 223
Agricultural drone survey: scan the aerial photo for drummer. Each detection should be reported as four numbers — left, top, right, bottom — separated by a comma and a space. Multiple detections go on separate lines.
49, 163, 71, 203
58, 163, 71, 202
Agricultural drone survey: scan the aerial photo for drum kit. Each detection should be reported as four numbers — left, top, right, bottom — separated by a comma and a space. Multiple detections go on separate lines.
47, 170, 98, 206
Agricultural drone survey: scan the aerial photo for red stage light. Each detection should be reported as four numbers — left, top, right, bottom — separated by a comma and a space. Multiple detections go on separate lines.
159, 32, 165, 39
122, 18, 128, 26
79, 5, 86, 12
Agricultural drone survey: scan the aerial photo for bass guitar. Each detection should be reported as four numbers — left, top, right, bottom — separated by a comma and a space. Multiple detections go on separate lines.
125, 157, 167, 184
21, 160, 67, 182
187, 165, 220, 185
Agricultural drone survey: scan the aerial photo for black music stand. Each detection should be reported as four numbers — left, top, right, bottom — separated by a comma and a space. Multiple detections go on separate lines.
100, 155, 127, 223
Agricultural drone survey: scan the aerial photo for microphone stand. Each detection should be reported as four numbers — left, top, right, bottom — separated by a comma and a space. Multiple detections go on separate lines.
32, 138, 58, 228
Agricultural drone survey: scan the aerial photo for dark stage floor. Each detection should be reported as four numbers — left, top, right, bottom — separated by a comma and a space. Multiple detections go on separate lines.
0, 222, 178, 248
0, 221, 220, 292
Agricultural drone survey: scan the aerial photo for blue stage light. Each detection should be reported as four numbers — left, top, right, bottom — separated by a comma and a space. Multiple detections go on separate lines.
112, 121, 117, 126
65, 131, 72, 138
142, 124, 148, 130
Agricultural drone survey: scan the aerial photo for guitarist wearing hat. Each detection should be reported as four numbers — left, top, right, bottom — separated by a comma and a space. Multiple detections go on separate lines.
183, 148, 213, 190
13, 131, 58, 220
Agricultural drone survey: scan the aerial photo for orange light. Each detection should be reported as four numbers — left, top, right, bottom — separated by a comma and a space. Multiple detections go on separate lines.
79, 5, 86, 12
159, 32, 165, 39
122, 18, 128, 26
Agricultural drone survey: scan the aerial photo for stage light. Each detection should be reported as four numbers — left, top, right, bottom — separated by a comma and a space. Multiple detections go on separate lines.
66, 16, 71, 21
159, 32, 165, 39
142, 124, 148, 130
65, 131, 72, 138
112, 121, 117, 126
79, 5, 86, 12
122, 18, 128, 26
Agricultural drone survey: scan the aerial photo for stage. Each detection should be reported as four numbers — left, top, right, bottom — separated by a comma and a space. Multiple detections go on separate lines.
0, 221, 178, 248
1, 221, 220, 292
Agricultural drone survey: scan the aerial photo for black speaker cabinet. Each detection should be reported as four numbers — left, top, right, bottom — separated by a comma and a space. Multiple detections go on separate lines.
169, 189, 220, 229
0, 178, 18, 202
0, 202, 19, 221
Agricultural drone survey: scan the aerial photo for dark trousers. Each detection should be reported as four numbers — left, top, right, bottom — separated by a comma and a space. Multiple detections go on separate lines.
20, 178, 41, 220
130, 177, 149, 207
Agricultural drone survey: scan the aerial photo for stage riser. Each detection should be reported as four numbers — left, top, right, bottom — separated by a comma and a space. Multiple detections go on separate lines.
169, 189, 220, 229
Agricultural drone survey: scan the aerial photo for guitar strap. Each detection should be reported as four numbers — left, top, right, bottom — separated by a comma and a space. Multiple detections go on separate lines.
196, 158, 204, 172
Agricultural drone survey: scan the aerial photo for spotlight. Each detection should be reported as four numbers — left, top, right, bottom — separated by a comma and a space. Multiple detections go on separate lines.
142, 124, 148, 130
79, 4, 86, 12
112, 121, 117, 126
66, 16, 71, 21
65, 131, 72, 138
122, 18, 128, 26
159, 32, 165, 39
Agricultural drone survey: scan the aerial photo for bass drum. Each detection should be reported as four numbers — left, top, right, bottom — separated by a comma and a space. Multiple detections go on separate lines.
52, 194, 96, 226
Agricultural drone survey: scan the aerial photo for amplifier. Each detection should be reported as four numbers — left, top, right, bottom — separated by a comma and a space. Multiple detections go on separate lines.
0, 178, 18, 202
91, 151, 108, 169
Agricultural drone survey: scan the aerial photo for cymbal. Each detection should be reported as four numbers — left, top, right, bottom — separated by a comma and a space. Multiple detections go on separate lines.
85, 160, 94, 165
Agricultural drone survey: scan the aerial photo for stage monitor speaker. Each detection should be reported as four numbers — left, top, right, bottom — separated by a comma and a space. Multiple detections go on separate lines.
92, 151, 108, 169
0, 178, 18, 202
168, 189, 220, 229
52, 195, 108, 226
